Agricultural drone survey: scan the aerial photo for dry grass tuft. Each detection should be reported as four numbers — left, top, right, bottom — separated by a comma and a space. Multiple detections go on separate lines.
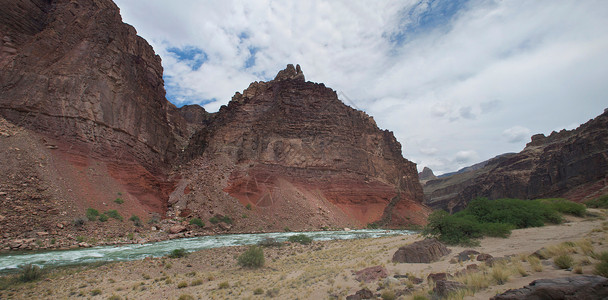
491, 263, 511, 285
527, 256, 543, 272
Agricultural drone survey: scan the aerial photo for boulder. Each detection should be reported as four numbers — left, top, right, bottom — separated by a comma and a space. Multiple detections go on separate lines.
392, 239, 451, 263
169, 225, 187, 234
457, 249, 480, 262
476, 253, 493, 262
427, 273, 451, 282
346, 288, 374, 300
491, 275, 608, 300
354, 265, 388, 283
434, 280, 466, 297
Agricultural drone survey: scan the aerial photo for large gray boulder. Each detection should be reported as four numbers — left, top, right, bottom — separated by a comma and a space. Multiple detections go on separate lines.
491, 275, 608, 300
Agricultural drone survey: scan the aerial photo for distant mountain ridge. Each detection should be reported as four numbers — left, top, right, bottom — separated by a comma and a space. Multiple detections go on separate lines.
424, 109, 608, 212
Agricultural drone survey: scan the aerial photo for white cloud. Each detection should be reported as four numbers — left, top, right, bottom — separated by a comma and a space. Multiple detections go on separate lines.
455, 150, 479, 164
503, 126, 531, 143
114, 0, 608, 173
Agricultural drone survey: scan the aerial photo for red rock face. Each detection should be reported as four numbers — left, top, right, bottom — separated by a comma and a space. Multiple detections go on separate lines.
425, 110, 608, 212
176, 65, 428, 228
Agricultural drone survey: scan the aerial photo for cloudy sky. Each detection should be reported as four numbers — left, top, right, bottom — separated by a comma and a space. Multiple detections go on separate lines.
114, 0, 608, 175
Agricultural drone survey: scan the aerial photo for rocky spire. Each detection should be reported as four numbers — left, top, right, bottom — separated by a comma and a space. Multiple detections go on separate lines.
274, 63, 305, 82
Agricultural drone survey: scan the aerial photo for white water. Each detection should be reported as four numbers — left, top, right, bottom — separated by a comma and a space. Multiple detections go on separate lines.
0, 229, 413, 272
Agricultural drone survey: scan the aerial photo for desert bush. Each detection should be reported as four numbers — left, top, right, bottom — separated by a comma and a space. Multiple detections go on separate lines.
218, 281, 230, 289
253, 287, 264, 295
527, 256, 543, 272
108, 295, 121, 300
238, 246, 264, 268
209, 216, 219, 224
584, 194, 608, 208
105, 210, 123, 221
595, 261, 608, 277
168, 248, 188, 258
491, 263, 510, 285
98, 214, 108, 222
177, 281, 188, 288
288, 234, 313, 245
422, 210, 482, 245
113, 197, 124, 204
466, 198, 562, 227
190, 279, 203, 286
86, 208, 100, 221
246, 203, 252, 210
536, 198, 586, 217
381, 290, 396, 300
481, 222, 514, 238
221, 215, 233, 224
189, 218, 204, 227
178, 295, 194, 300
18, 264, 42, 282
554, 254, 574, 269
266, 288, 280, 297
129, 215, 142, 226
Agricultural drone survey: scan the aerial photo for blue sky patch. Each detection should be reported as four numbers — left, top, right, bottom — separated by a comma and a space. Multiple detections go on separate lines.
167, 46, 207, 70
389, 0, 470, 46
244, 47, 258, 69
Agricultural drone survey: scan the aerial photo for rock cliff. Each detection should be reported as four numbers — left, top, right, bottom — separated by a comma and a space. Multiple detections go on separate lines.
424, 110, 608, 212
0, 0, 427, 245
169, 64, 429, 229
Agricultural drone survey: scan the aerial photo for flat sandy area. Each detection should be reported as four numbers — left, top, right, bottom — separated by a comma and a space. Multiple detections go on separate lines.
1, 212, 607, 299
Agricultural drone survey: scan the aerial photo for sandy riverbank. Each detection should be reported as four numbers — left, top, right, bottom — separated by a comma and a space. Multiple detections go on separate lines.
1, 211, 606, 299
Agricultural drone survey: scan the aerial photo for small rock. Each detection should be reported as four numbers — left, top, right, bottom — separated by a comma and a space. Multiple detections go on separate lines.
355, 265, 388, 283
36, 232, 49, 236
346, 288, 374, 300
0, 215, 5, 221
169, 225, 187, 234
344, 227, 351, 231
457, 249, 480, 262
383, 276, 400, 288
434, 280, 466, 297
477, 253, 493, 262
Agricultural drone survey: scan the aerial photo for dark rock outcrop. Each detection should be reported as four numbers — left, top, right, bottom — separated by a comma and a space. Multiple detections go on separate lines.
354, 265, 388, 283
346, 288, 374, 300
434, 280, 466, 297
424, 110, 608, 212
392, 239, 451, 263
491, 275, 608, 300
419, 167, 437, 185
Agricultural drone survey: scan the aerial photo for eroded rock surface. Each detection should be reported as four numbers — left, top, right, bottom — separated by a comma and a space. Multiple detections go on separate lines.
491, 275, 608, 300
392, 239, 451, 263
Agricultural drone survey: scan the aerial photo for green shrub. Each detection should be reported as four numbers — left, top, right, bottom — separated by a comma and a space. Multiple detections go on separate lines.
218, 281, 229, 289
190, 279, 203, 286
177, 281, 188, 288
105, 210, 123, 221
238, 246, 265, 268
482, 222, 514, 238
86, 208, 100, 221
537, 198, 586, 217
288, 234, 313, 245
168, 248, 188, 258
114, 198, 124, 204
98, 214, 108, 222
466, 198, 561, 227
73, 218, 86, 227
189, 218, 204, 227
129, 215, 142, 226
584, 195, 608, 208
221, 215, 233, 224
367, 223, 379, 229
554, 254, 574, 269
422, 210, 483, 245
209, 216, 219, 224
246, 203, 252, 210
253, 288, 264, 295
18, 264, 42, 282
283, 227, 291, 232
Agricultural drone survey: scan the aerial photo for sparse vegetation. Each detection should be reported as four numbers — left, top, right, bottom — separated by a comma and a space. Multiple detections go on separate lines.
167, 248, 188, 258
113, 197, 124, 204
177, 281, 188, 288
18, 264, 42, 282
105, 210, 123, 221
209, 216, 219, 224
238, 246, 265, 268
258, 237, 282, 247
73, 218, 86, 227
246, 203, 252, 210
288, 234, 313, 245
253, 287, 264, 295
528, 256, 543, 272
189, 218, 204, 227
584, 194, 608, 208
98, 214, 109, 222
595, 251, 608, 277
381, 290, 396, 300
491, 263, 510, 285
178, 295, 194, 300
218, 281, 229, 289
86, 208, 100, 221
90, 288, 102, 296
129, 215, 142, 226
536, 198, 586, 217
554, 254, 574, 269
